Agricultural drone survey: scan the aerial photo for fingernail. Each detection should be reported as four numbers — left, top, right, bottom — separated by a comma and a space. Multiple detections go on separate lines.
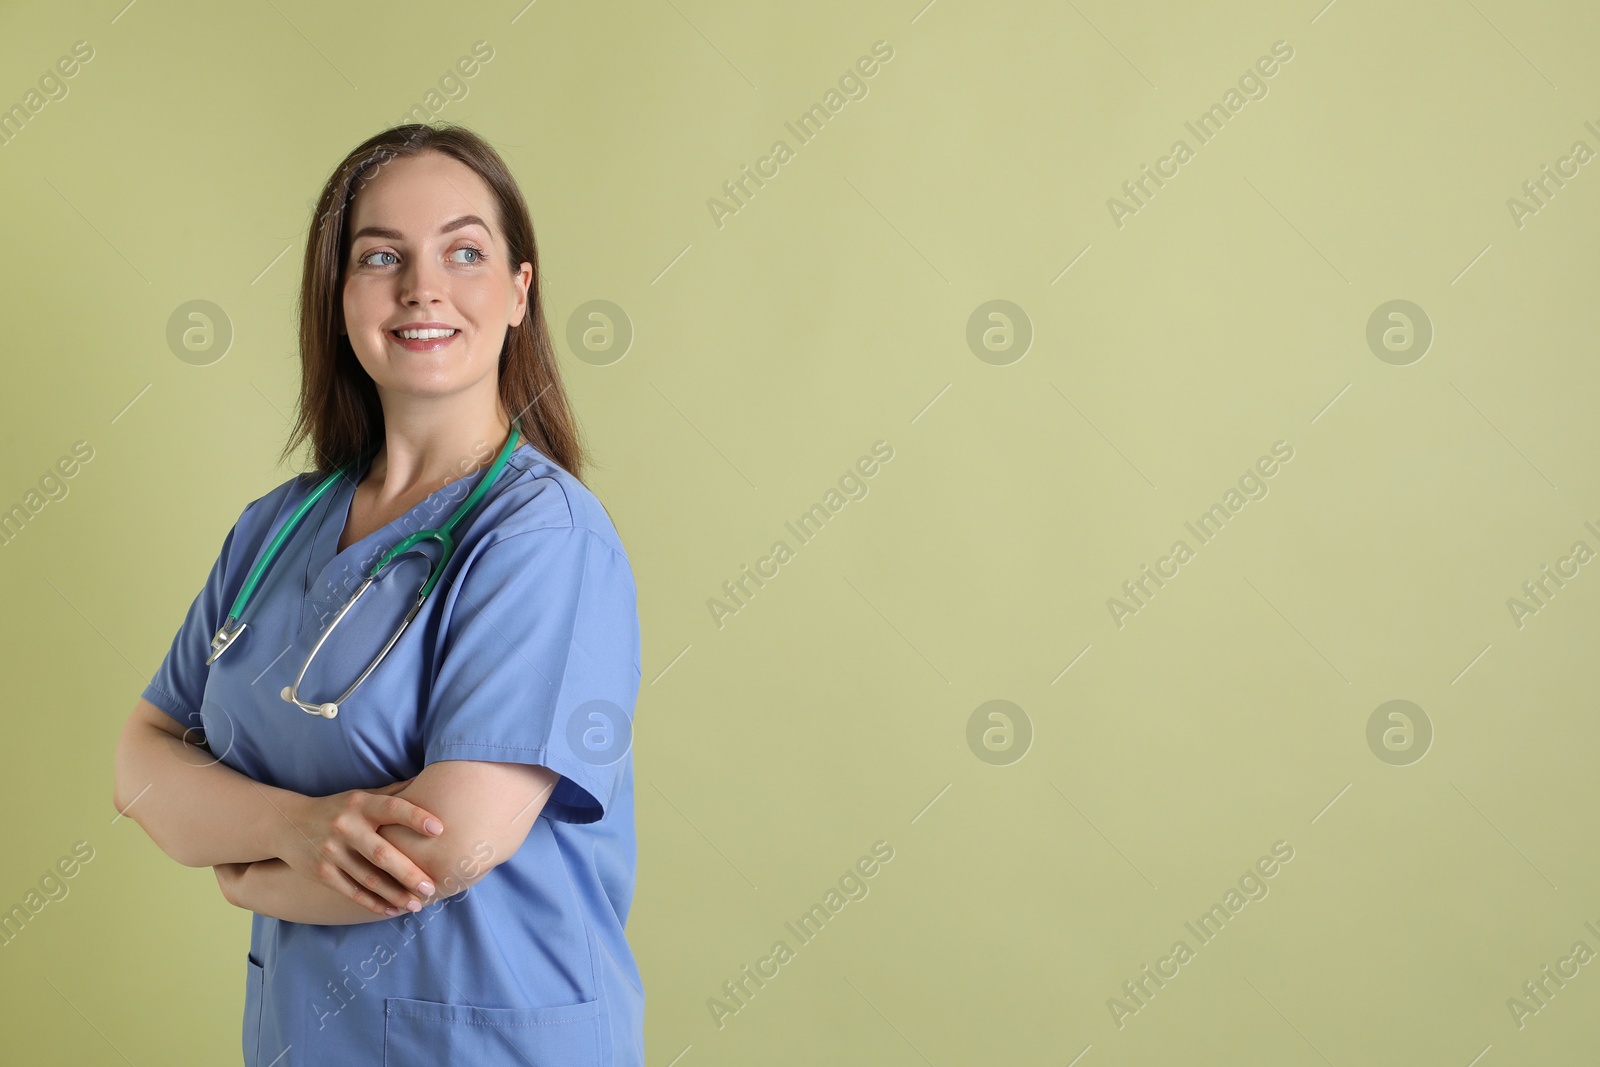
407, 899, 421, 912
424, 818, 443, 835
384, 907, 400, 917
418, 881, 434, 896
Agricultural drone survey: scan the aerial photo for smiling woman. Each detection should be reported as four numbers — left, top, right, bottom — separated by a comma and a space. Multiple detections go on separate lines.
113, 124, 644, 1067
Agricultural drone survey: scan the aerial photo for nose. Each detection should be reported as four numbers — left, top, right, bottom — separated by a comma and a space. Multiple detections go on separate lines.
397, 254, 445, 307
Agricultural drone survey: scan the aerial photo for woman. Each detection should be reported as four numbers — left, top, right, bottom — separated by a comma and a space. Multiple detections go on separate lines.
112, 124, 644, 1066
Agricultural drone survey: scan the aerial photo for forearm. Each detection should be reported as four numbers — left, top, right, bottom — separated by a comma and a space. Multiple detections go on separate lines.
219, 826, 496, 926
222, 859, 396, 926
114, 721, 301, 868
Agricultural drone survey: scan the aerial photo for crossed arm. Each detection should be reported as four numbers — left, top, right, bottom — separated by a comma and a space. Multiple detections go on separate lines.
113, 697, 560, 925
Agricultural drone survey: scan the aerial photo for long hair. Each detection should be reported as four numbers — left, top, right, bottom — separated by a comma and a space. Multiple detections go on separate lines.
279, 122, 586, 484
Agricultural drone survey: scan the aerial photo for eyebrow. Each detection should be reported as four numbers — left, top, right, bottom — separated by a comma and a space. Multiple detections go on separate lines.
350, 214, 492, 243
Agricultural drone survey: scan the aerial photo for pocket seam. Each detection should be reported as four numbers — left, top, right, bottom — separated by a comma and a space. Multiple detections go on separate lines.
382, 994, 602, 1063
388, 1010, 591, 1028
384, 994, 599, 1026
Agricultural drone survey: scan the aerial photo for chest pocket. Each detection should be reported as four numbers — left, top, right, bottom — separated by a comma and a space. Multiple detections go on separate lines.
383, 994, 602, 1065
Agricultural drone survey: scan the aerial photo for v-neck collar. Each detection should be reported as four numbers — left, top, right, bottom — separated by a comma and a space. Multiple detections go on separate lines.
302, 443, 527, 609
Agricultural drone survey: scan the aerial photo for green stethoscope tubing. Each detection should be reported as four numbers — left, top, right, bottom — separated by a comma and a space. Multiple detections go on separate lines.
206, 421, 523, 719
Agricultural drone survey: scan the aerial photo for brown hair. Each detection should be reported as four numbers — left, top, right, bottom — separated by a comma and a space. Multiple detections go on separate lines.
279, 122, 586, 484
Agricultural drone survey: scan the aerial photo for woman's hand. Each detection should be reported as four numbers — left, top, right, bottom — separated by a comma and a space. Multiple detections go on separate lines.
275, 779, 445, 917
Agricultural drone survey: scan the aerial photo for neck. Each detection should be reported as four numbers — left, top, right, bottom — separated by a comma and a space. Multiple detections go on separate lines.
364, 393, 512, 504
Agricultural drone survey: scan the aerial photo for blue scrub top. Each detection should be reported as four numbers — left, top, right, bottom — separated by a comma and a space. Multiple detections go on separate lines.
142, 441, 644, 1067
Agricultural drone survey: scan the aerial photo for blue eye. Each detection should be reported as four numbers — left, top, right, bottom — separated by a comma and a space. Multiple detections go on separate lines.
356, 246, 487, 267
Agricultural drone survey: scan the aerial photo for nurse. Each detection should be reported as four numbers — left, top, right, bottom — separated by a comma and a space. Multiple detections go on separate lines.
111, 123, 644, 1065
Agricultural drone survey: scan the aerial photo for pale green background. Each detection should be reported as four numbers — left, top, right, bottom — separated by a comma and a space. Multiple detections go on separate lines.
2, 0, 1597, 1063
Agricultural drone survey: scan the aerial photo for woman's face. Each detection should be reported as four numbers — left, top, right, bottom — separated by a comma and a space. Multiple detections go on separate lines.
340, 150, 532, 405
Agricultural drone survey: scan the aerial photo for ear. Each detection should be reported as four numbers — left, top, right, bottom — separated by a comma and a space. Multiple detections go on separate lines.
509, 261, 533, 327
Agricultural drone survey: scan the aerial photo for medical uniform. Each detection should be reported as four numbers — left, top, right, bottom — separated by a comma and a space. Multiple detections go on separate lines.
142, 441, 644, 1066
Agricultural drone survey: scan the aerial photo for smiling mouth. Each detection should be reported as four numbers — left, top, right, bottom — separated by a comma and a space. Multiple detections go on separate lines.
390, 328, 459, 340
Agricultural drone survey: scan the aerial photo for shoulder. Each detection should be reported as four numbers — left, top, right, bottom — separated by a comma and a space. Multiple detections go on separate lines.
218, 469, 330, 553
233, 468, 343, 535
480, 443, 630, 562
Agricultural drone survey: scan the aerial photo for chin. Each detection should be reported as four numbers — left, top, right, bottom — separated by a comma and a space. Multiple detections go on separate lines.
384, 376, 480, 397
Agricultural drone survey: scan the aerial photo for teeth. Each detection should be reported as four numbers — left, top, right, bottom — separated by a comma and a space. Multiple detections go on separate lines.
394, 328, 457, 340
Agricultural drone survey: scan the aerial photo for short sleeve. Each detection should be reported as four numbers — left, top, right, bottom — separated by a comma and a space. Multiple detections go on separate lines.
142, 509, 249, 736
424, 525, 643, 824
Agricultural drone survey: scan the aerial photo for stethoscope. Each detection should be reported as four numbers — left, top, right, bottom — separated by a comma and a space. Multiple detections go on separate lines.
205, 422, 523, 720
